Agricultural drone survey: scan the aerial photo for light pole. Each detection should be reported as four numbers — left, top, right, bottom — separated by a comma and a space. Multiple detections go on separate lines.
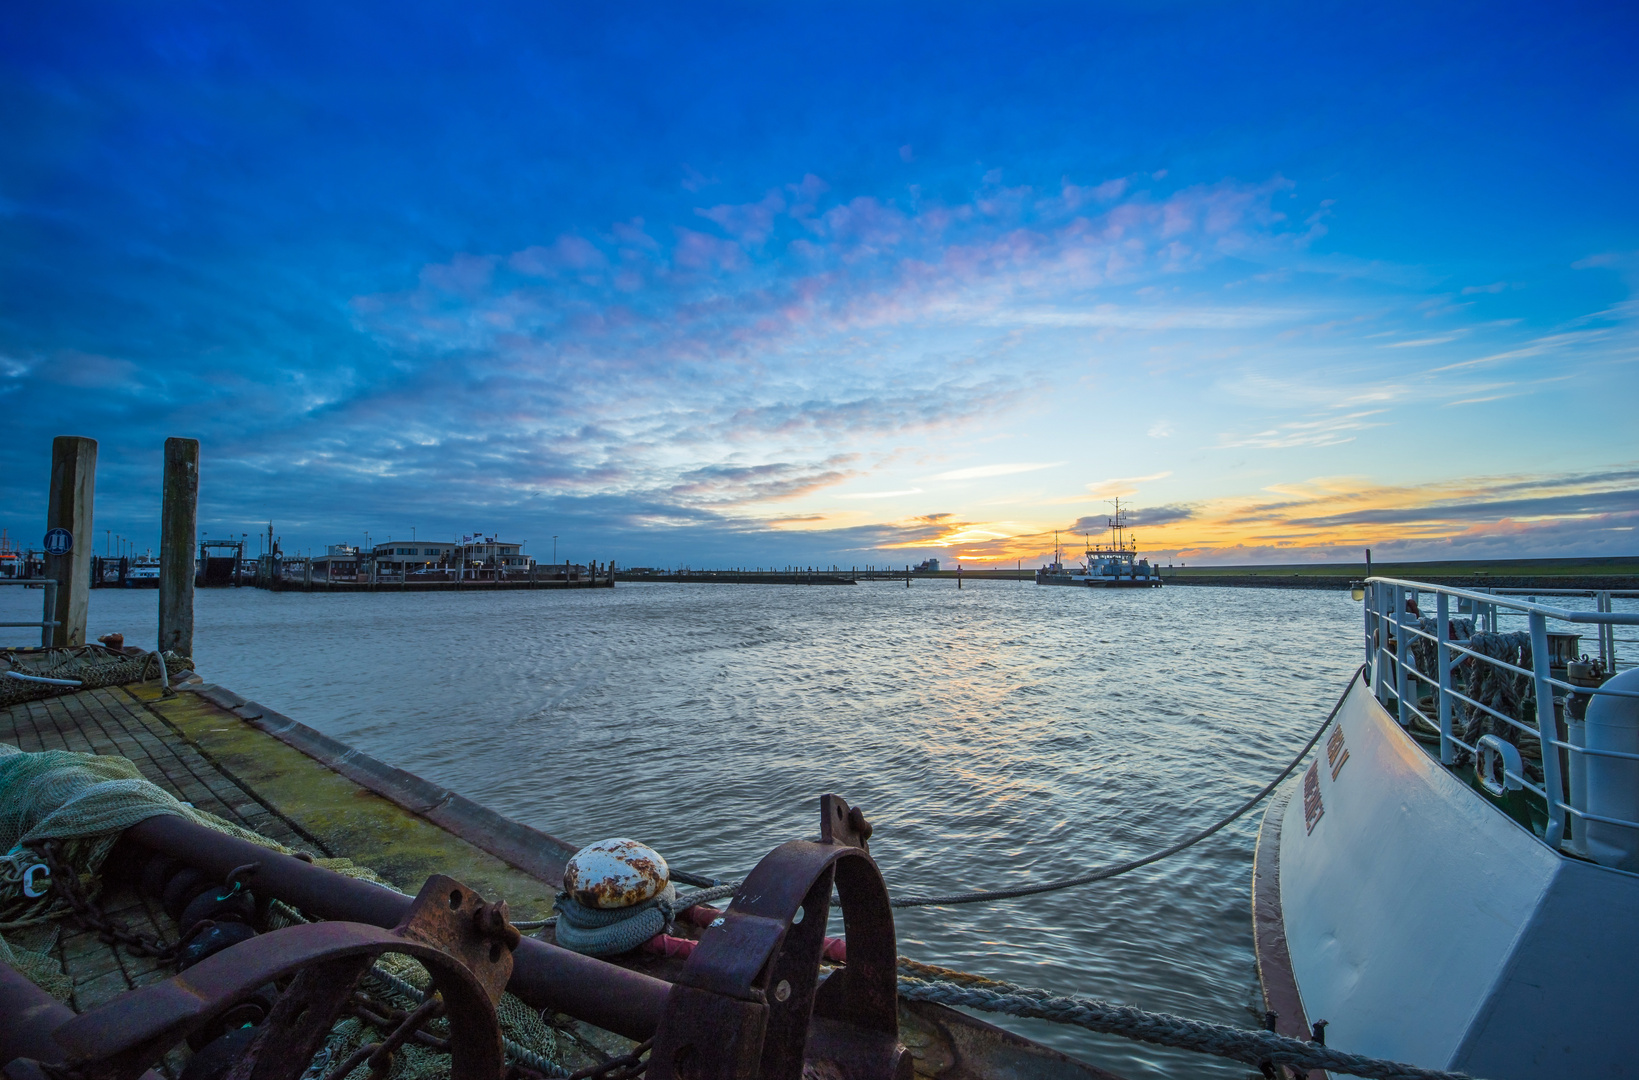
553, 535, 558, 566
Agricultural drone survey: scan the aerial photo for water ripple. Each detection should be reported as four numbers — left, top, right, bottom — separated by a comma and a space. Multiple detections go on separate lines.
68, 581, 1368, 1079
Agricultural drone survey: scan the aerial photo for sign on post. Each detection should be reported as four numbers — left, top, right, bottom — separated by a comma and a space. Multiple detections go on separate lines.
43, 528, 73, 556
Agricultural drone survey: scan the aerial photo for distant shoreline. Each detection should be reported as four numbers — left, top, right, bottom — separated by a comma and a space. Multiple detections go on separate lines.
1155, 555, 1639, 591
615, 556, 1639, 591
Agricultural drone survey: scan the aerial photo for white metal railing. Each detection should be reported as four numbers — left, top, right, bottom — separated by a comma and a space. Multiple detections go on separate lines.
0, 578, 60, 647
1364, 577, 1639, 859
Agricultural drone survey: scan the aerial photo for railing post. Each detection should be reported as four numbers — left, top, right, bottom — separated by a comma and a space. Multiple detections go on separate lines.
1394, 585, 1412, 727
45, 435, 98, 647
1436, 591, 1454, 764
1528, 611, 1567, 849
40, 580, 58, 648
1597, 591, 1613, 670
1364, 578, 1374, 676
1372, 583, 1389, 703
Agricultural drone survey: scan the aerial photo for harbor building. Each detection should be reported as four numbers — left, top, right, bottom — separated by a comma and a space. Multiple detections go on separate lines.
459, 536, 531, 571
371, 541, 458, 574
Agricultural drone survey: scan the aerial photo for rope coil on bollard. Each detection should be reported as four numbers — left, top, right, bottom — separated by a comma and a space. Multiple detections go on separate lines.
896, 959, 1479, 1080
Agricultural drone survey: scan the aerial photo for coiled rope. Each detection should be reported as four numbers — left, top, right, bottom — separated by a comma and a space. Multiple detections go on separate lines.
896, 958, 1476, 1080
684, 665, 1367, 909
551, 884, 678, 956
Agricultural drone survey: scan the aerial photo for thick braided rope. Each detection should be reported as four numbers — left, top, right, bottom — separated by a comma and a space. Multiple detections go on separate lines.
551, 885, 678, 957
896, 960, 1475, 1080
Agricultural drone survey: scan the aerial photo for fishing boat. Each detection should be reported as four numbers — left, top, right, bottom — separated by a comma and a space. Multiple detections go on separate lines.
1254, 578, 1639, 1078
1035, 501, 1161, 588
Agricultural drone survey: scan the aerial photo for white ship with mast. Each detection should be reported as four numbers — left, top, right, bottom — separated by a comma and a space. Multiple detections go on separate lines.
1035, 498, 1162, 588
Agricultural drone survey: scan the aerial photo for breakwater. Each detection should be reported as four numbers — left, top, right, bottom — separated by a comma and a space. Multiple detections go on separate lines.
617, 569, 855, 584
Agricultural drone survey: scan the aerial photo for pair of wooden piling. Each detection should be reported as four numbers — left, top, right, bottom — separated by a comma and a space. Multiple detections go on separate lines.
45, 436, 197, 658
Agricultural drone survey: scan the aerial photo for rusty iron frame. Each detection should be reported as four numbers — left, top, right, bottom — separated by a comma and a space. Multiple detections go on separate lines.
6, 795, 907, 1080
648, 795, 907, 1080
118, 815, 673, 1041
5, 874, 517, 1080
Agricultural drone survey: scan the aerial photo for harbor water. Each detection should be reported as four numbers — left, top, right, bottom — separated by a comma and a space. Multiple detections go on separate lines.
11, 582, 1370, 1078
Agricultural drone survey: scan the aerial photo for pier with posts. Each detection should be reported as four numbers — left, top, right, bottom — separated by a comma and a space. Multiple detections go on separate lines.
255, 557, 615, 591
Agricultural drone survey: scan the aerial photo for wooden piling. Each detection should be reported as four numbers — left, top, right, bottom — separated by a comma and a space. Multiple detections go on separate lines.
159, 437, 199, 659
45, 435, 98, 647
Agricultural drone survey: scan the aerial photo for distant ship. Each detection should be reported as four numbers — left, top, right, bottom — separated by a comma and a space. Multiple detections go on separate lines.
1035, 498, 1162, 588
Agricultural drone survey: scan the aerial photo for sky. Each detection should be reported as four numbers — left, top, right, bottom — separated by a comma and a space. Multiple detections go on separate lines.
3, 2, 1638, 568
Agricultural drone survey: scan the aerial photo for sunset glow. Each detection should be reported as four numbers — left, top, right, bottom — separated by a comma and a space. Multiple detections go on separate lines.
3, 5, 1635, 565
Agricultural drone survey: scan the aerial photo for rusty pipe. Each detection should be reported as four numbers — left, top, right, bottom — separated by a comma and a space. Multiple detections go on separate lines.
120, 815, 671, 1041
0, 960, 78, 1067
0, 961, 168, 1080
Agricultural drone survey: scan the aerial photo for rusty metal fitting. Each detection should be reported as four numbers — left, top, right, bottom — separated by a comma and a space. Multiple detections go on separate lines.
647, 793, 908, 1080
474, 900, 522, 953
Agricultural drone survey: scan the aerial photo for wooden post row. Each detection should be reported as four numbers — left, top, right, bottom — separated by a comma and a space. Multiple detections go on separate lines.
46, 436, 98, 647
159, 437, 199, 659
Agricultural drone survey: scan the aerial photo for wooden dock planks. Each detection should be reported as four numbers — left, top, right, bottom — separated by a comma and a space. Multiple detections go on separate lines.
0, 678, 559, 1022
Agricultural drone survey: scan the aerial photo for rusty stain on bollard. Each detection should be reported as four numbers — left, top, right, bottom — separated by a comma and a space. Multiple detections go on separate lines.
563, 838, 670, 908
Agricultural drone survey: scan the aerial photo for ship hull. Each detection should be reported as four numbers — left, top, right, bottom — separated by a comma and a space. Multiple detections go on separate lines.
1034, 574, 1162, 588
1255, 674, 1639, 1078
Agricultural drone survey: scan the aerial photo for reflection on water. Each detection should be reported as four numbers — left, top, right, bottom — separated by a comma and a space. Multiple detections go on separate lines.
11, 581, 1367, 1079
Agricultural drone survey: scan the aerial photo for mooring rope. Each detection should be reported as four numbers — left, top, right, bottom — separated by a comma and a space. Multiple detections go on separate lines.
896, 958, 1476, 1080
682, 665, 1367, 909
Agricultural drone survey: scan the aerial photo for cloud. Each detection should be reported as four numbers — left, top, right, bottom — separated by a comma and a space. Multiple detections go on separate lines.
1382, 336, 1456, 347
1461, 282, 1508, 295
934, 462, 1064, 481
509, 237, 609, 276
696, 191, 788, 245
1086, 471, 1171, 497
1069, 504, 1194, 532
840, 488, 923, 499
1216, 410, 1387, 449
1147, 420, 1173, 438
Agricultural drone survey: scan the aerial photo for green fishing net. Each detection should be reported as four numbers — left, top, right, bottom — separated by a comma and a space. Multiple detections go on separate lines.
0, 743, 570, 1077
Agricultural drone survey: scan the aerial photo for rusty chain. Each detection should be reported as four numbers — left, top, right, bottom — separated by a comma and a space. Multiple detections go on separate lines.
34, 840, 180, 962
562, 1039, 651, 1080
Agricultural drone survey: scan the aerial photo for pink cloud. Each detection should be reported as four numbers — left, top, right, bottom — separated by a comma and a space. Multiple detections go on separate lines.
672, 227, 746, 272
696, 190, 786, 245
611, 218, 660, 251
418, 253, 497, 296
509, 236, 608, 276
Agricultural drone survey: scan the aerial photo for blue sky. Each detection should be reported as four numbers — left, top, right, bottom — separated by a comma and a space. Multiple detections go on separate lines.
3, 2, 1637, 565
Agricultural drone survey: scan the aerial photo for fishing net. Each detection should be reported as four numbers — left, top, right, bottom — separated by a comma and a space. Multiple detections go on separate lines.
0, 742, 292, 927
302, 950, 565, 1080
0, 647, 193, 709
0, 744, 570, 1077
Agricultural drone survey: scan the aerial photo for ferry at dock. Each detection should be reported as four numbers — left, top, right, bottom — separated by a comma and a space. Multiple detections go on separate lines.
1255, 579, 1639, 1078
1035, 499, 1162, 588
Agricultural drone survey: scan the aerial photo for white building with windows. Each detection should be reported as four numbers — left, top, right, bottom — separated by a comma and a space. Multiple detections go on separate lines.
459, 536, 531, 570
370, 541, 457, 573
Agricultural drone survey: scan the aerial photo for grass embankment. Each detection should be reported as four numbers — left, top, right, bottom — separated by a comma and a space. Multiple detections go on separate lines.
1158, 556, 1639, 591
